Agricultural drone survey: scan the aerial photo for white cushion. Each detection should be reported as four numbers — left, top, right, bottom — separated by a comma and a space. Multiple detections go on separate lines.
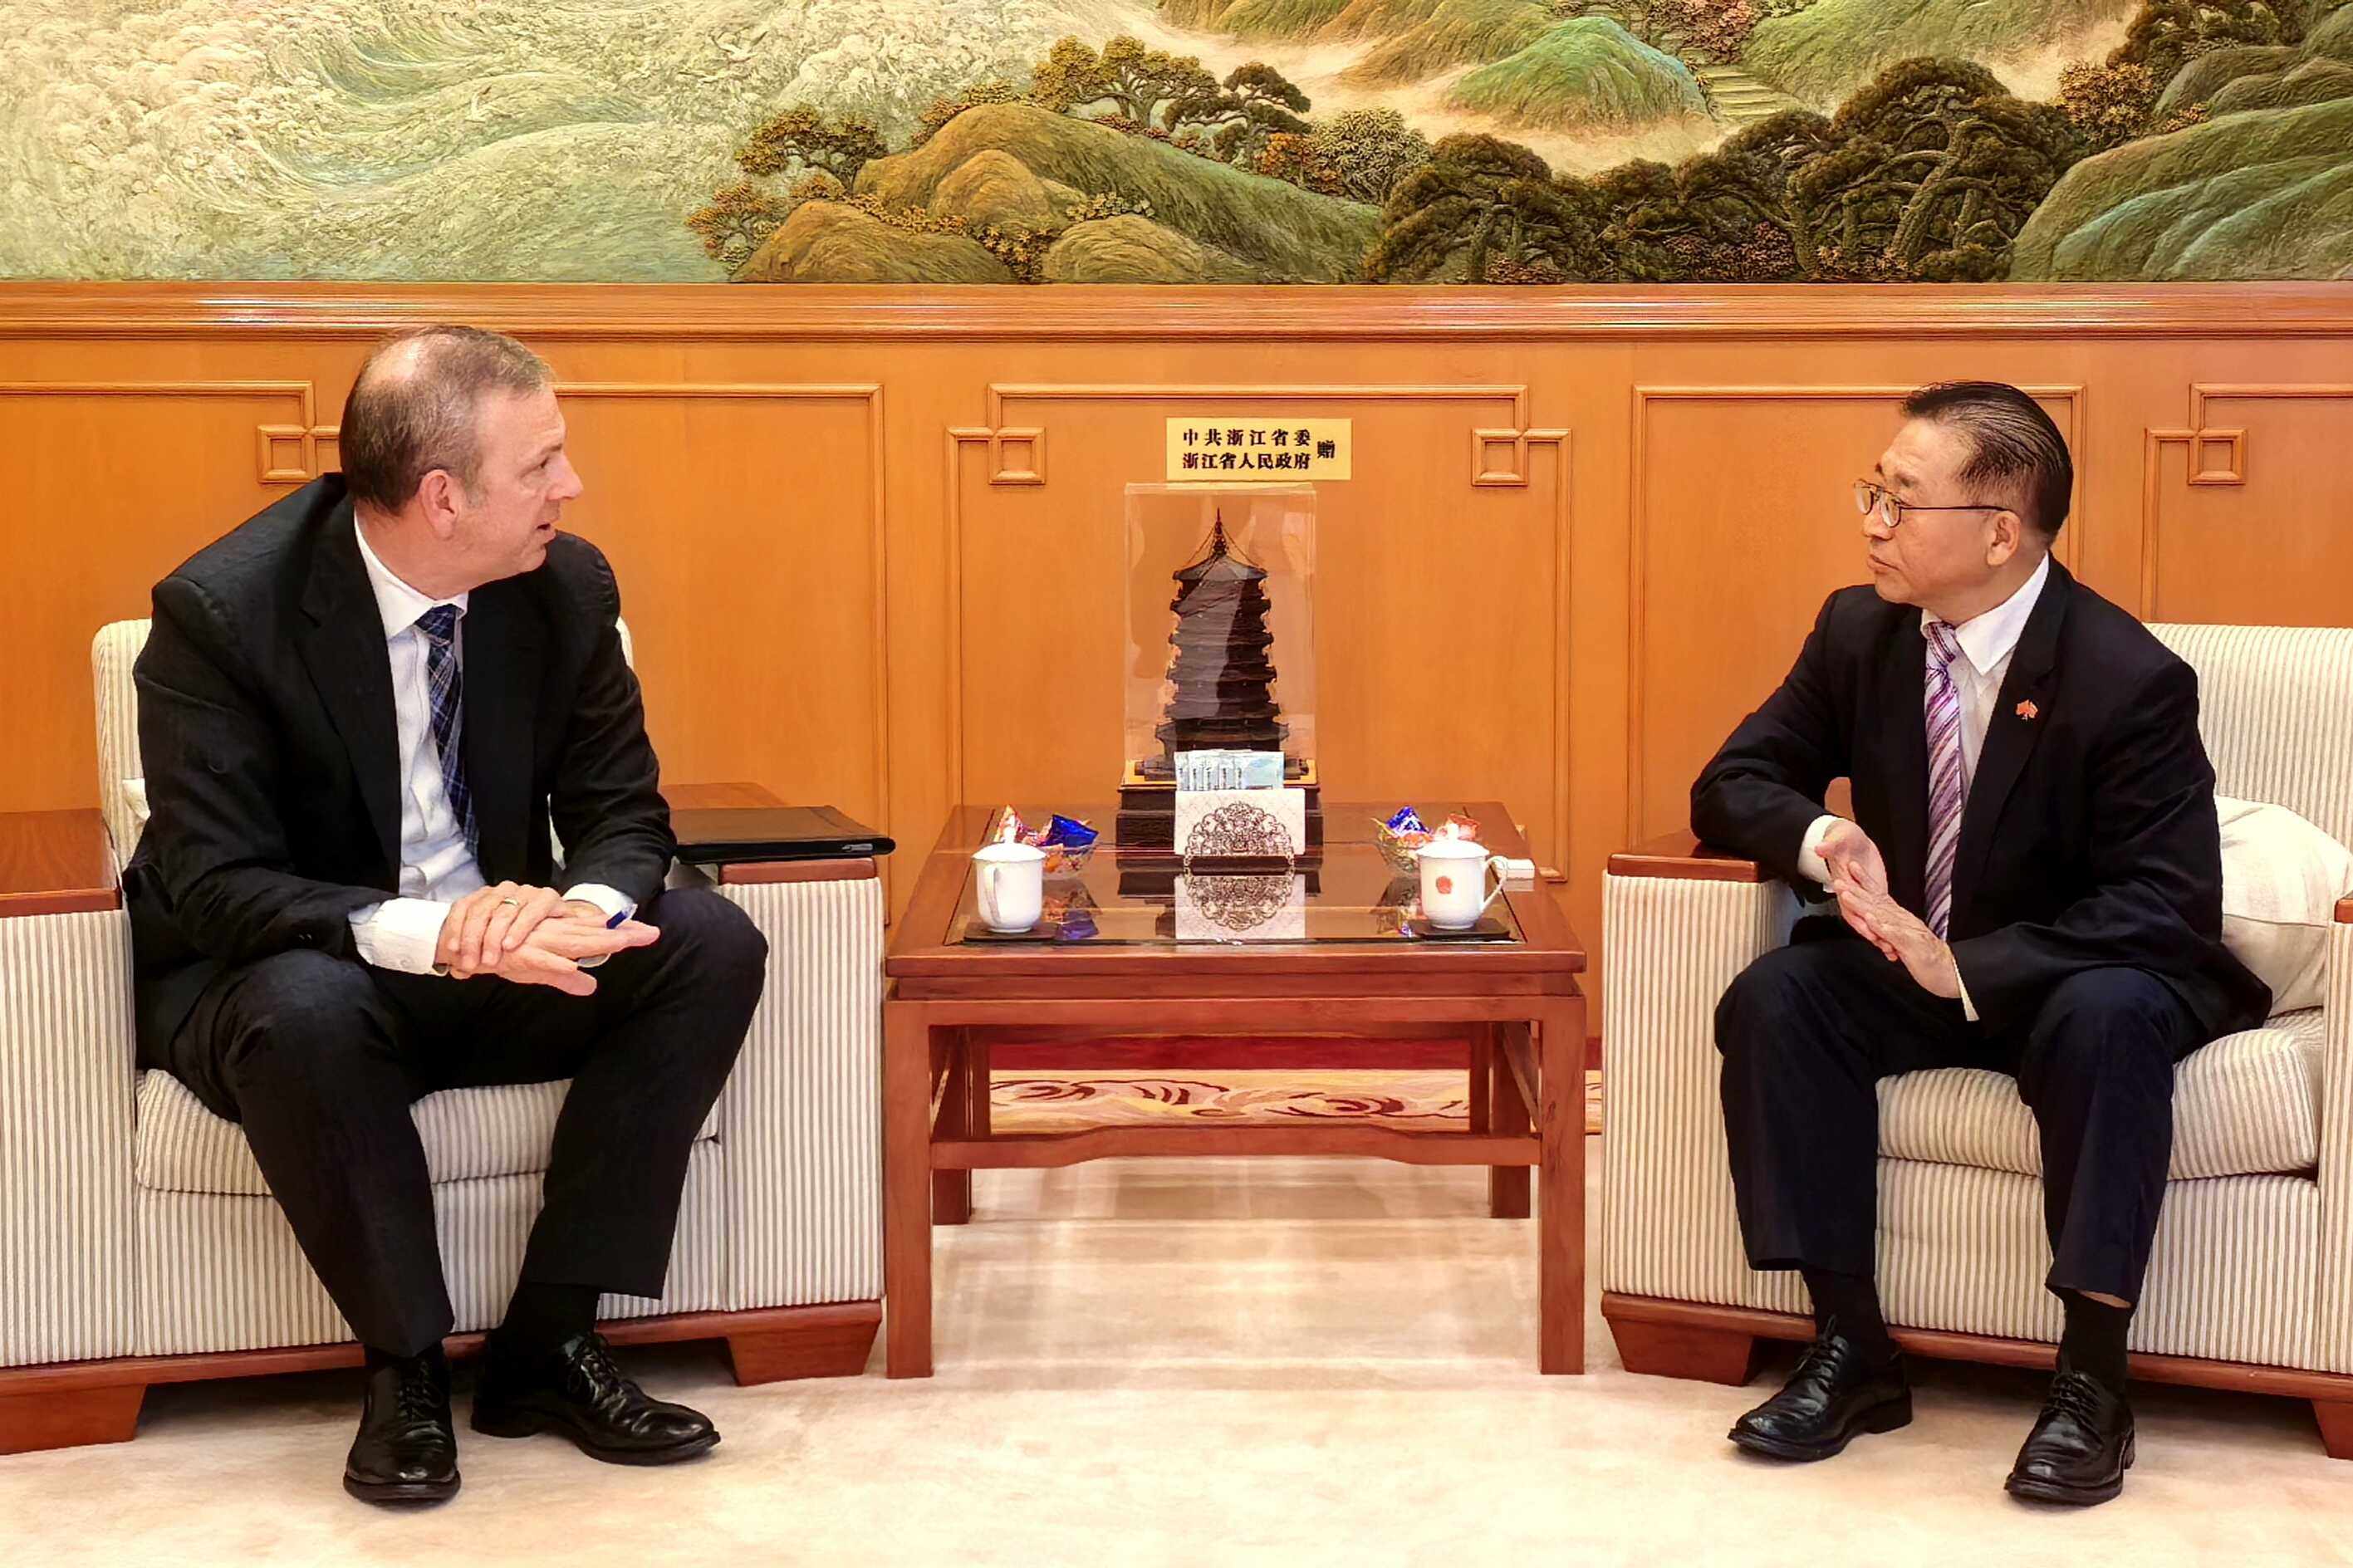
1878, 1008, 2325, 1181
135, 1071, 719, 1198
123, 777, 150, 838
2217, 794, 2353, 1013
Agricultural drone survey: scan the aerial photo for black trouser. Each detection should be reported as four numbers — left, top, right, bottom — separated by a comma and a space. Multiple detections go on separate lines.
1715, 932, 2206, 1304
152, 887, 767, 1357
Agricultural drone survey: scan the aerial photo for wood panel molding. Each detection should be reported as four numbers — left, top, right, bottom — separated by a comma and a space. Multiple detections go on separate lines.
2140, 382, 2353, 617
944, 383, 1572, 870
0, 380, 335, 484
7, 282, 2353, 342
1624, 384, 2085, 847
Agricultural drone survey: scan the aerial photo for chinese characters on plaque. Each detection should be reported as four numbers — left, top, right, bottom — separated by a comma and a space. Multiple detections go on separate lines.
1164, 418, 1351, 481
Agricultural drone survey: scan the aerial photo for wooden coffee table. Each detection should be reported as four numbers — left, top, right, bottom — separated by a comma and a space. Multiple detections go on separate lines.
881, 801, 1587, 1377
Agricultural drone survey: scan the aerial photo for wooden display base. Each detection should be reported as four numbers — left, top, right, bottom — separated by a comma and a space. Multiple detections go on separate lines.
0, 1300, 880, 1457
1601, 1291, 2353, 1461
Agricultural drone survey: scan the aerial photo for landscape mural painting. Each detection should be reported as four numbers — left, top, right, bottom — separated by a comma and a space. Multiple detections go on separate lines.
5, 1, 2350, 284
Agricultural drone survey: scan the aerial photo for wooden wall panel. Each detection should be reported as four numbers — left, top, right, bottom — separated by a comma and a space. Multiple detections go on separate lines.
3, 282, 2349, 1031
2142, 385, 2353, 626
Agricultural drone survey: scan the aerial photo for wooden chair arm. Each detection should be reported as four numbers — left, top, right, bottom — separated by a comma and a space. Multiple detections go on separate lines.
0, 809, 120, 917
1604, 830, 1764, 884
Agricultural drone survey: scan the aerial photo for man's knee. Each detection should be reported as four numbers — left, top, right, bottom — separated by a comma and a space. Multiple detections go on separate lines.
1715, 943, 1836, 1055
216, 950, 390, 1085
2019, 969, 2179, 1100
647, 887, 769, 992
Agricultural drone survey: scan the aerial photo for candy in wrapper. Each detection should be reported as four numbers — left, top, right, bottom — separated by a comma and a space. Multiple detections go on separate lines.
1385, 806, 1429, 836
995, 807, 1031, 845
1042, 814, 1098, 850
1444, 812, 1482, 843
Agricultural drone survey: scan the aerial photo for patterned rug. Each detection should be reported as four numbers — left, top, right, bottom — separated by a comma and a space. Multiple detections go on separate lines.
987, 1068, 1603, 1136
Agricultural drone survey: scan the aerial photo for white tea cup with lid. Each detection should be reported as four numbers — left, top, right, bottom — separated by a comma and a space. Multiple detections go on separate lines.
1416, 835, 1509, 930
972, 840, 1046, 932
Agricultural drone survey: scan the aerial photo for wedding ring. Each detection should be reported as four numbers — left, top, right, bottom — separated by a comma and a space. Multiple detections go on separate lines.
498, 897, 522, 908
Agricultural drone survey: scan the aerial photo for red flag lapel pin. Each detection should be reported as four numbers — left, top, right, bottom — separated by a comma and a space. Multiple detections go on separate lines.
2015, 698, 2040, 721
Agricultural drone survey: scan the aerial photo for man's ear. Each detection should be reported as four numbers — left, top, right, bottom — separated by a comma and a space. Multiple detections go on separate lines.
416, 470, 464, 540
1984, 507, 2022, 569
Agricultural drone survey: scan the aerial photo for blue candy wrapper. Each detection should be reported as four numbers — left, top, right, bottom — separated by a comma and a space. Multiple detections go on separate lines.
1385, 806, 1428, 835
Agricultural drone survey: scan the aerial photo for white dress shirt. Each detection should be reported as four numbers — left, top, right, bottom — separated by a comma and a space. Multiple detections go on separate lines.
347, 519, 630, 974
1797, 551, 2052, 1021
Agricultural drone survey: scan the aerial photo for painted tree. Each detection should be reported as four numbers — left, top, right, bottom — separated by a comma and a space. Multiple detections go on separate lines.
1792, 59, 2081, 281
1101, 37, 1220, 127
685, 179, 791, 267
1659, 109, 1837, 278
737, 105, 888, 186
1029, 37, 1110, 115
2113, 0, 2310, 88
913, 78, 1027, 149
1306, 107, 1435, 204
1366, 135, 1610, 282
1165, 62, 1311, 161
2056, 60, 2159, 149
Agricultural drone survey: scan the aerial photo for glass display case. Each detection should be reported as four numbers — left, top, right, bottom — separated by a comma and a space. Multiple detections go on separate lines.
1117, 483, 1320, 855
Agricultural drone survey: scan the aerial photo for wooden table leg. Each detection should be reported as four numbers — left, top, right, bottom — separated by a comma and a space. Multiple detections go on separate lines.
933, 1028, 973, 1225
883, 1002, 935, 1377
1537, 998, 1587, 1374
1468, 1026, 1493, 1138
1489, 1022, 1532, 1220
967, 1030, 993, 1217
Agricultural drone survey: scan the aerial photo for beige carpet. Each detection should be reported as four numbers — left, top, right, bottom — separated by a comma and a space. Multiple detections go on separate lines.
5, 1145, 2347, 1567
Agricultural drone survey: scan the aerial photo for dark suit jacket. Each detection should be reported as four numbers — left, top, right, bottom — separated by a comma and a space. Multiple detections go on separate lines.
125, 474, 675, 1060
1690, 558, 2268, 1041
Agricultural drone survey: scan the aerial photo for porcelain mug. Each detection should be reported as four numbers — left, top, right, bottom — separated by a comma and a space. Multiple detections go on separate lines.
973, 840, 1047, 932
1416, 836, 1508, 930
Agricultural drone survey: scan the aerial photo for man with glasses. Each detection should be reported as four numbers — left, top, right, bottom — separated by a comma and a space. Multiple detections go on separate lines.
1689, 382, 2267, 1505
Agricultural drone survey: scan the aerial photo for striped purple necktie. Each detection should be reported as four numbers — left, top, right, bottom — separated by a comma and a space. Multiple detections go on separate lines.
1922, 620, 1965, 939
414, 604, 478, 860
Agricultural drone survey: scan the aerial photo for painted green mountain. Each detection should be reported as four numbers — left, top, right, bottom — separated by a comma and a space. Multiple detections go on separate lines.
748, 101, 1380, 282
1743, 0, 2131, 105
1449, 18, 1708, 130
2011, 7, 2353, 279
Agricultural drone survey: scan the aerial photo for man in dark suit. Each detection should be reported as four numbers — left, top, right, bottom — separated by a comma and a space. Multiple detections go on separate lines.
1691, 382, 2268, 1506
130, 325, 769, 1504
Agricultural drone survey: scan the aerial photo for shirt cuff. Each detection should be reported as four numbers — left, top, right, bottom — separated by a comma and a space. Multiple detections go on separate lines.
1955, 963, 1980, 1024
349, 899, 451, 976
1796, 814, 1843, 887
561, 883, 634, 923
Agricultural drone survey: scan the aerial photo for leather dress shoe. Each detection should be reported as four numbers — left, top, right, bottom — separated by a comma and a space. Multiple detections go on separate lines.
344, 1348, 460, 1505
2007, 1367, 2135, 1506
472, 1331, 719, 1465
1728, 1323, 1912, 1462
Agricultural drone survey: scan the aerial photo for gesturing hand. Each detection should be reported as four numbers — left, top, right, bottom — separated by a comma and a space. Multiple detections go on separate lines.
1829, 875, 1963, 1000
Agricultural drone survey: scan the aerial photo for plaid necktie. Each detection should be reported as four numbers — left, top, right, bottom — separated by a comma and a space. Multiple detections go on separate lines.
1922, 620, 1965, 939
414, 604, 478, 860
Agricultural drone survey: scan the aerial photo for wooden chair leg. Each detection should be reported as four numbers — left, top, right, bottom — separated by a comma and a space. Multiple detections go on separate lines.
1489, 1022, 1532, 1220
932, 1028, 973, 1225
1606, 1313, 1762, 1386
727, 1308, 882, 1385
2316, 1399, 2353, 1460
0, 1383, 145, 1454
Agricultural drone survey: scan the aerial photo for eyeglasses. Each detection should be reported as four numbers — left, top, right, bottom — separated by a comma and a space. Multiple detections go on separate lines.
1854, 479, 2005, 531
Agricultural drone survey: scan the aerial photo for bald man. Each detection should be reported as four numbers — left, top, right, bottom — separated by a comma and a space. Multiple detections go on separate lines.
130, 326, 767, 1504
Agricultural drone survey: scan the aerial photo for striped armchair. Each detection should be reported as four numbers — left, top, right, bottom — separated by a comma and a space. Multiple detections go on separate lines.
1600, 624, 2353, 1459
0, 620, 885, 1453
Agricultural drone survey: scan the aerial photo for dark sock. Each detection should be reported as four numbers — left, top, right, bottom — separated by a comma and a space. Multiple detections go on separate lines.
492, 1281, 600, 1362
1802, 1267, 1897, 1369
2060, 1292, 2131, 1394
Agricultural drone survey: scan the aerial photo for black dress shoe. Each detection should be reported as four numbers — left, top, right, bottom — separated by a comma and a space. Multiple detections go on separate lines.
345, 1348, 460, 1505
473, 1331, 719, 1465
2007, 1368, 2135, 1506
1728, 1323, 1912, 1462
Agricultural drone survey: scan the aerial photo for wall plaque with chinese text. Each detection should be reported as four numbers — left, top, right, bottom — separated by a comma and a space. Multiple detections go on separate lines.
1165, 418, 1351, 481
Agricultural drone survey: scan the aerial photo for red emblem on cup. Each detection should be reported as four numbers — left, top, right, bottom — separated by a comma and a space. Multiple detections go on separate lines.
1436, 875, 1455, 895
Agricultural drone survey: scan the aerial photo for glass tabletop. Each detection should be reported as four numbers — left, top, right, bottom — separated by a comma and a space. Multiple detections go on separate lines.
951, 838, 1525, 947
